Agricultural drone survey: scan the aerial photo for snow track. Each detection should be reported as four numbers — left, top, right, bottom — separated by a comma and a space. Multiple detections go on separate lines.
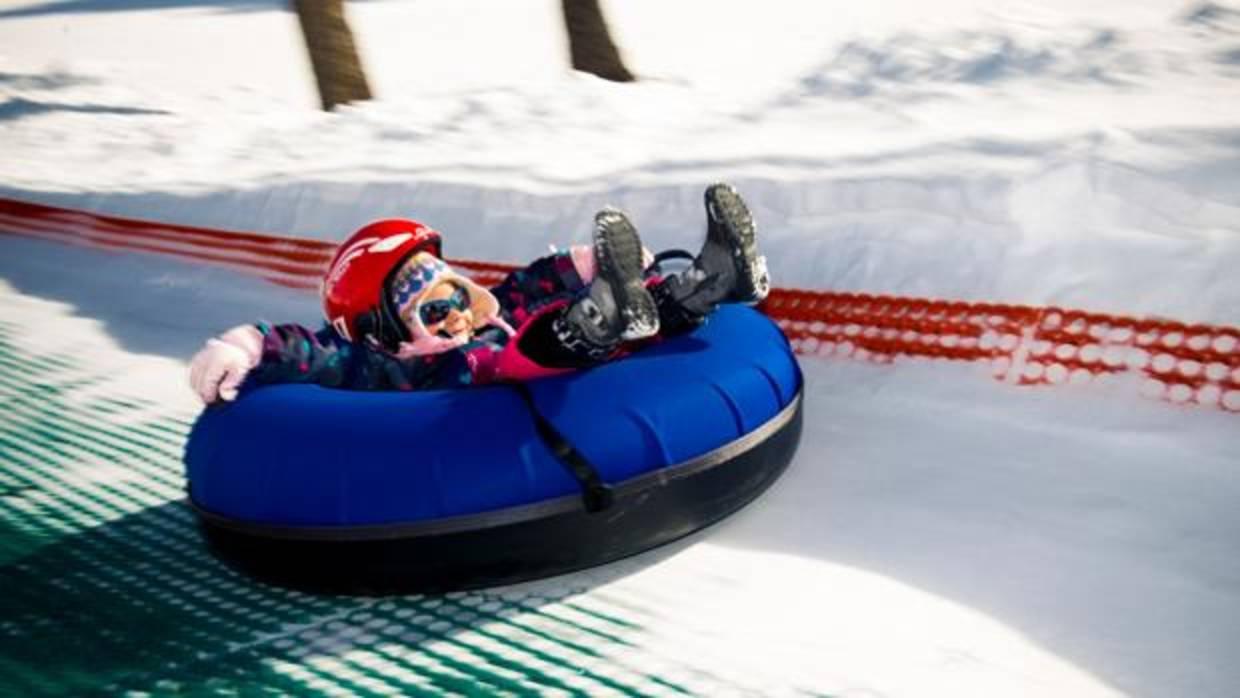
1, 203, 1238, 697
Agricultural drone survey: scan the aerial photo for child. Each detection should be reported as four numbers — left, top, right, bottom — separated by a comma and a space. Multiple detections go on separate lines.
189, 183, 770, 403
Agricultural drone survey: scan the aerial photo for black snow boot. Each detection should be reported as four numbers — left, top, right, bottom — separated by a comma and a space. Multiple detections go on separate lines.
553, 208, 659, 361
660, 183, 770, 318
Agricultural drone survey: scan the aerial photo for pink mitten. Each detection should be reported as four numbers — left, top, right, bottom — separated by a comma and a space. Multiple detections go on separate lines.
218, 324, 263, 364
570, 244, 654, 284
188, 325, 263, 403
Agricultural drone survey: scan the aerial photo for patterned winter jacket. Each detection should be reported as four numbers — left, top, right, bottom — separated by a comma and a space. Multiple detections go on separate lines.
247, 252, 586, 392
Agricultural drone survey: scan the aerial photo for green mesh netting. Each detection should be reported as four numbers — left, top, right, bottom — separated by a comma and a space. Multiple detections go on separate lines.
0, 322, 708, 697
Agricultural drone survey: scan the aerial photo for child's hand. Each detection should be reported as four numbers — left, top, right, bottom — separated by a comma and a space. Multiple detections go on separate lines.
189, 325, 263, 403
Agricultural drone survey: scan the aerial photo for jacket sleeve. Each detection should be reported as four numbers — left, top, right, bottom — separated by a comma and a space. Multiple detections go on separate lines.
248, 322, 486, 392
248, 322, 361, 389
489, 251, 587, 328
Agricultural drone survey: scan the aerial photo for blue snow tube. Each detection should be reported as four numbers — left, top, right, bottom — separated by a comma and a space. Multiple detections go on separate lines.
185, 304, 803, 592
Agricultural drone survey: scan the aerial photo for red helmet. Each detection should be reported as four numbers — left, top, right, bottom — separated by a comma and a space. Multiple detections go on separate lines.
321, 218, 443, 347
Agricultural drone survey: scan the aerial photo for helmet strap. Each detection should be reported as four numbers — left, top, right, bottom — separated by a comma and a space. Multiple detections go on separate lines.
375, 291, 411, 351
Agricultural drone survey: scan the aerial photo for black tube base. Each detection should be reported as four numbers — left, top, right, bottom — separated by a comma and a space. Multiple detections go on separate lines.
198, 400, 802, 595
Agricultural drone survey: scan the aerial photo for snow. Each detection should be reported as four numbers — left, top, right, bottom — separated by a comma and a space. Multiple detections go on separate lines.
1, 0, 1238, 696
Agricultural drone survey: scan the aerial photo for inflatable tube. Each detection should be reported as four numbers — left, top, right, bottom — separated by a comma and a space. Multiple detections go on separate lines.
185, 305, 803, 592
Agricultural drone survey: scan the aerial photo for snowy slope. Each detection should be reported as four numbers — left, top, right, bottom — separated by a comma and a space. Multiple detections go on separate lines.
1, 1, 1238, 696
3, 0, 1239, 317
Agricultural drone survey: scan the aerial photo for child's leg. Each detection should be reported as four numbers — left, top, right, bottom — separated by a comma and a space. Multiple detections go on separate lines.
497, 187, 771, 374
652, 183, 770, 331
562, 208, 659, 346
649, 274, 706, 338
502, 209, 659, 374
487, 301, 597, 383
514, 304, 611, 370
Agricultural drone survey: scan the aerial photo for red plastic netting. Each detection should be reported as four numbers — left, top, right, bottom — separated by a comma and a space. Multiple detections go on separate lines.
2, 196, 1237, 412
762, 289, 1240, 412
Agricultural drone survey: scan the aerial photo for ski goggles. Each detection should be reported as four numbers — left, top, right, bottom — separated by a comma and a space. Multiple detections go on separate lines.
417, 284, 471, 325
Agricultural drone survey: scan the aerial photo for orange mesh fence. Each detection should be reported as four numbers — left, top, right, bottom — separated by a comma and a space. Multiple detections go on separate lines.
762, 289, 1240, 412
2, 196, 1236, 412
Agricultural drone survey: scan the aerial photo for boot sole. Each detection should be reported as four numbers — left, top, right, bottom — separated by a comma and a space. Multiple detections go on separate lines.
594, 210, 659, 341
705, 184, 770, 305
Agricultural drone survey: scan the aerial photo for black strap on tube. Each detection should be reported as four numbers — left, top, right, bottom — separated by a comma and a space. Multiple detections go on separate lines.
511, 383, 614, 513
647, 248, 695, 277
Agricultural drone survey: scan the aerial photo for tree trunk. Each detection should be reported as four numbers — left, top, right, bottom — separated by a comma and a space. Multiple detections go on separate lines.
562, 0, 635, 82
292, 0, 373, 110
